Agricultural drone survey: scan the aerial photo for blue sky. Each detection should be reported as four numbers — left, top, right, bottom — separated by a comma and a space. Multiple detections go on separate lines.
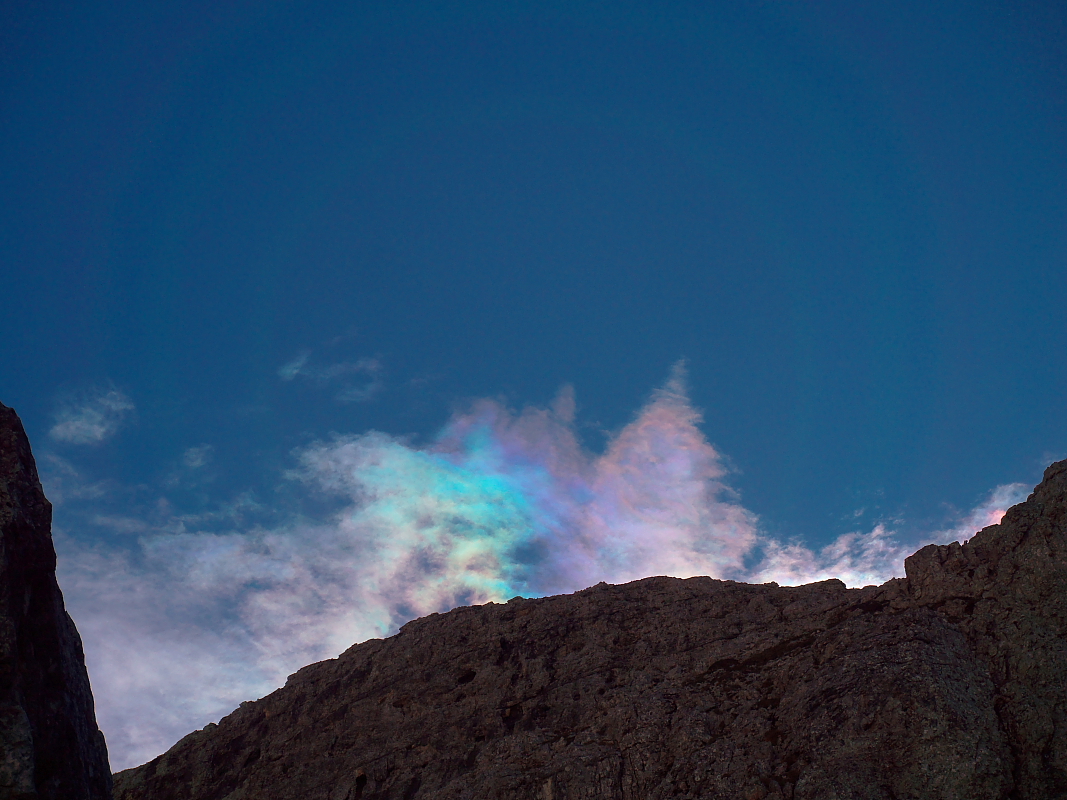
2, 0, 1065, 770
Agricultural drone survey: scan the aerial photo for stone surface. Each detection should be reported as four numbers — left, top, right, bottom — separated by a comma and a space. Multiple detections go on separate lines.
0, 403, 112, 800
114, 461, 1067, 800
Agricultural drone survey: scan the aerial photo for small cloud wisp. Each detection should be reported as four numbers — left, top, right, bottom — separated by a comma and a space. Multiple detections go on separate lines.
277, 351, 382, 403
49, 389, 134, 445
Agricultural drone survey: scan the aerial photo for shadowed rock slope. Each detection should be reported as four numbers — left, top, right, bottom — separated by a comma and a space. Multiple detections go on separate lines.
115, 461, 1067, 800
0, 403, 112, 800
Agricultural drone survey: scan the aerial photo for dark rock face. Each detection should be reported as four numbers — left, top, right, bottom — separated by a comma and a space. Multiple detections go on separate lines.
114, 462, 1067, 800
0, 403, 112, 800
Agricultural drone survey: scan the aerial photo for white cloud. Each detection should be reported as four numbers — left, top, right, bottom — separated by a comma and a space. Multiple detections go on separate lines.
59, 537, 277, 769
745, 482, 1031, 588
931, 482, 1030, 543
38, 453, 113, 504
89, 515, 152, 535
49, 390, 134, 445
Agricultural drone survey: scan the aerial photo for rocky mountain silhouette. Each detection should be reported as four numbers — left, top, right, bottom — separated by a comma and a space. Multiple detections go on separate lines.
112, 459, 1067, 799
0, 403, 112, 800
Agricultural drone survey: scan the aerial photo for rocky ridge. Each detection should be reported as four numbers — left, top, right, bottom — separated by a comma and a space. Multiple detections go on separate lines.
113, 461, 1067, 800
0, 403, 112, 800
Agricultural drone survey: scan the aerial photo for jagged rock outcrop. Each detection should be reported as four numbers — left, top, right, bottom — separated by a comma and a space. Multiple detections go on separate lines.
0, 403, 112, 800
114, 461, 1067, 800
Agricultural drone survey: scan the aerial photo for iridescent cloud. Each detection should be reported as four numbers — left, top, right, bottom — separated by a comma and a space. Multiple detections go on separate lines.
291, 364, 759, 626
54, 368, 1027, 770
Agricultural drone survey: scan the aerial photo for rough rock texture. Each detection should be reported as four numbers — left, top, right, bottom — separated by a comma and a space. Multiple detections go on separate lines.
114, 461, 1067, 800
0, 403, 112, 800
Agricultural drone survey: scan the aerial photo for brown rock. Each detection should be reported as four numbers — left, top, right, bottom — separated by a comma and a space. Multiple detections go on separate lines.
0, 403, 112, 800
113, 462, 1067, 799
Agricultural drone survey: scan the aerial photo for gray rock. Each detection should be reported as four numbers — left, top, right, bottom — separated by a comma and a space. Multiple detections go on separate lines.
113, 462, 1067, 800
0, 403, 112, 800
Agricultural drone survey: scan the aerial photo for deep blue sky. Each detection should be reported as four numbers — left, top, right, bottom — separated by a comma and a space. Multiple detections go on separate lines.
6, 0, 1067, 768
3, 0, 1066, 542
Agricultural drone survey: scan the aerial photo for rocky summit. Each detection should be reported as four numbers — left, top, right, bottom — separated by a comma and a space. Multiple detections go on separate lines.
0, 403, 112, 800
110, 460, 1067, 799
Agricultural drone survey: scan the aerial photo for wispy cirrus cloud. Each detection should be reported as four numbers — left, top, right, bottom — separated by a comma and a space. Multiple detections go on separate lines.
54, 366, 1029, 770
277, 351, 383, 402
182, 445, 214, 469
39, 453, 114, 504
277, 351, 311, 380
49, 389, 134, 445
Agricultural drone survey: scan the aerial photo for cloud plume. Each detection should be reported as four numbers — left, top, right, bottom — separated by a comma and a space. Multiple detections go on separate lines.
54, 370, 1028, 770
290, 365, 758, 618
